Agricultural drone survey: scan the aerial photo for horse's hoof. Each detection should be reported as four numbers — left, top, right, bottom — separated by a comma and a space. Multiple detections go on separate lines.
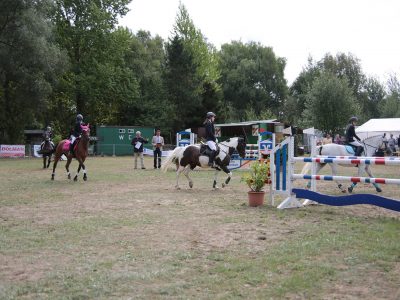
68, 174, 71, 180
74, 176, 78, 182
83, 177, 87, 181
348, 187, 353, 193
189, 182, 193, 188
175, 186, 180, 190
376, 187, 382, 192
214, 186, 219, 190
222, 183, 226, 188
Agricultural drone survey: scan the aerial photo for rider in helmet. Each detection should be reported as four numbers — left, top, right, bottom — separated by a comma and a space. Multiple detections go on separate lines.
204, 112, 217, 167
40, 125, 55, 150
70, 114, 84, 154
345, 116, 363, 156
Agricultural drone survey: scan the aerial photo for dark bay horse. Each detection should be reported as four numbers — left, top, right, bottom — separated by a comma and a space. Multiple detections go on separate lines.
39, 132, 55, 168
161, 137, 246, 189
51, 124, 90, 181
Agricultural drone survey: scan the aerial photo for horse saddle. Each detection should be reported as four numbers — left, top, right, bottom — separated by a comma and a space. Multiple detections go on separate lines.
344, 145, 356, 155
63, 138, 80, 152
199, 144, 220, 157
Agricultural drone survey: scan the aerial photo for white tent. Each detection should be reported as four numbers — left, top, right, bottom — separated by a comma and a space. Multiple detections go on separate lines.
356, 118, 400, 140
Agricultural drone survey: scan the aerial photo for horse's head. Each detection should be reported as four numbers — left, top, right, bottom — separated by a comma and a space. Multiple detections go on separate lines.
236, 137, 247, 158
81, 124, 90, 139
363, 135, 384, 157
44, 132, 51, 141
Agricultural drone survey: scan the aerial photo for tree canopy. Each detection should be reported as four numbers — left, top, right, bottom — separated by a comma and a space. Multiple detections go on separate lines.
1, 1, 399, 144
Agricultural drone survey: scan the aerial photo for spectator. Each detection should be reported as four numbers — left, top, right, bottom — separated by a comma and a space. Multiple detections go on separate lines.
131, 131, 148, 169
382, 133, 388, 150
322, 133, 332, 145
152, 129, 164, 169
397, 135, 400, 150
334, 134, 343, 144
388, 134, 396, 155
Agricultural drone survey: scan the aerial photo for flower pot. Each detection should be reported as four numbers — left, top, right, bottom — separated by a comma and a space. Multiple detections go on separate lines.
248, 191, 265, 207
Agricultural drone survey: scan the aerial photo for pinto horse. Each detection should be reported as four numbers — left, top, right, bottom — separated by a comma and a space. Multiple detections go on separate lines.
39, 132, 55, 168
301, 135, 384, 193
51, 124, 90, 181
161, 137, 246, 189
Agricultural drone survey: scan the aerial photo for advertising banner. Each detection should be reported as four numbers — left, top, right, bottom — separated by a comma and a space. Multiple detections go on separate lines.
33, 145, 42, 157
0, 145, 25, 157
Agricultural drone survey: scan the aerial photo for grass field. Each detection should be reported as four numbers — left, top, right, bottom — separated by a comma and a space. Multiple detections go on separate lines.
1, 156, 399, 299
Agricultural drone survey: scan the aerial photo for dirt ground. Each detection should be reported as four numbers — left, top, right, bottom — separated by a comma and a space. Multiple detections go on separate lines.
0, 156, 399, 299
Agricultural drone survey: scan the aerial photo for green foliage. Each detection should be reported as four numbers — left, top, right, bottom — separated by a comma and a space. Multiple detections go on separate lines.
219, 41, 287, 120
241, 161, 270, 192
52, 0, 132, 122
165, 4, 222, 131
0, 0, 67, 143
301, 72, 359, 133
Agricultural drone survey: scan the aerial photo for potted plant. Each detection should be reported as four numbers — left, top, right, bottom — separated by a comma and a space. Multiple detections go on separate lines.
241, 160, 271, 207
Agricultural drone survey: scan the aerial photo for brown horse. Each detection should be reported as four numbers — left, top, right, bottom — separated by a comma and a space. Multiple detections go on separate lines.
39, 132, 55, 168
51, 124, 90, 181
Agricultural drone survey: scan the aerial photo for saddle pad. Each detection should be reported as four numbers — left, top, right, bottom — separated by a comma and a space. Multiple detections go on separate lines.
344, 145, 355, 155
63, 140, 71, 152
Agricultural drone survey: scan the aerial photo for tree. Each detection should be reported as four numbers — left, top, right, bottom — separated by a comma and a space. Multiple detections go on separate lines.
122, 30, 172, 130
0, 0, 66, 143
219, 41, 287, 121
301, 72, 358, 134
165, 4, 222, 131
358, 76, 386, 120
52, 0, 131, 125
380, 74, 400, 117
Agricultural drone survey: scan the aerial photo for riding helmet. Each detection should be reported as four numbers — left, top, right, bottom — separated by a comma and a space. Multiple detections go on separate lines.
349, 116, 358, 123
77, 114, 83, 121
206, 112, 216, 118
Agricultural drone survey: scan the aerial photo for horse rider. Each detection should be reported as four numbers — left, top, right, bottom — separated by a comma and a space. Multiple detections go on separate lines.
70, 114, 84, 154
204, 112, 217, 167
345, 116, 363, 156
41, 126, 55, 150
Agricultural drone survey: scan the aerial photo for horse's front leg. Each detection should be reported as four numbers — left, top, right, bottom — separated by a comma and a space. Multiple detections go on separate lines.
73, 161, 82, 182
43, 156, 46, 169
65, 156, 72, 180
213, 169, 220, 189
47, 155, 51, 168
51, 155, 60, 180
220, 166, 232, 188
183, 166, 193, 188
363, 165, 382, 192
348, 164, 364, 193
175, 165, 185, 189
82, 162, 87, 181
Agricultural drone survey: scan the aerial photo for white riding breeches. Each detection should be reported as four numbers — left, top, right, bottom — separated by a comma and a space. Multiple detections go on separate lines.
207, 141, 217, 151
70, 135, 76, 144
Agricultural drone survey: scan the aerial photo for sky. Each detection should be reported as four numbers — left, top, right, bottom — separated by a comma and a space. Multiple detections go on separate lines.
119, 0, 400, 84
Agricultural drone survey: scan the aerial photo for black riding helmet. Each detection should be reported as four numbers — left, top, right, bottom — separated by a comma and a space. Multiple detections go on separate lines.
206, 112, 216, 118
349, 116, 358, 123
77, 114, 83, 121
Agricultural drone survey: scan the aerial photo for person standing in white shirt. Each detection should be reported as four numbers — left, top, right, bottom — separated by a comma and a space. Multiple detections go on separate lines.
152, 129, 164, 169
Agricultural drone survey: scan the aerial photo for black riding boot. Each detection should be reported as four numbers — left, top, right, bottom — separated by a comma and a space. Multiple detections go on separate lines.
208, 150, 216, 167
355, 146, 364, 156
69, 141, 75, 155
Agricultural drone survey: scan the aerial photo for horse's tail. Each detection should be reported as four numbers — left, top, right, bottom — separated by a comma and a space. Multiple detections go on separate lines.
161, 147, 184, 172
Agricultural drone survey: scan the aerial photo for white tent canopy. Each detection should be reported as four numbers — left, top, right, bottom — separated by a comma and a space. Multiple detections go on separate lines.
356, 118, 400, 140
